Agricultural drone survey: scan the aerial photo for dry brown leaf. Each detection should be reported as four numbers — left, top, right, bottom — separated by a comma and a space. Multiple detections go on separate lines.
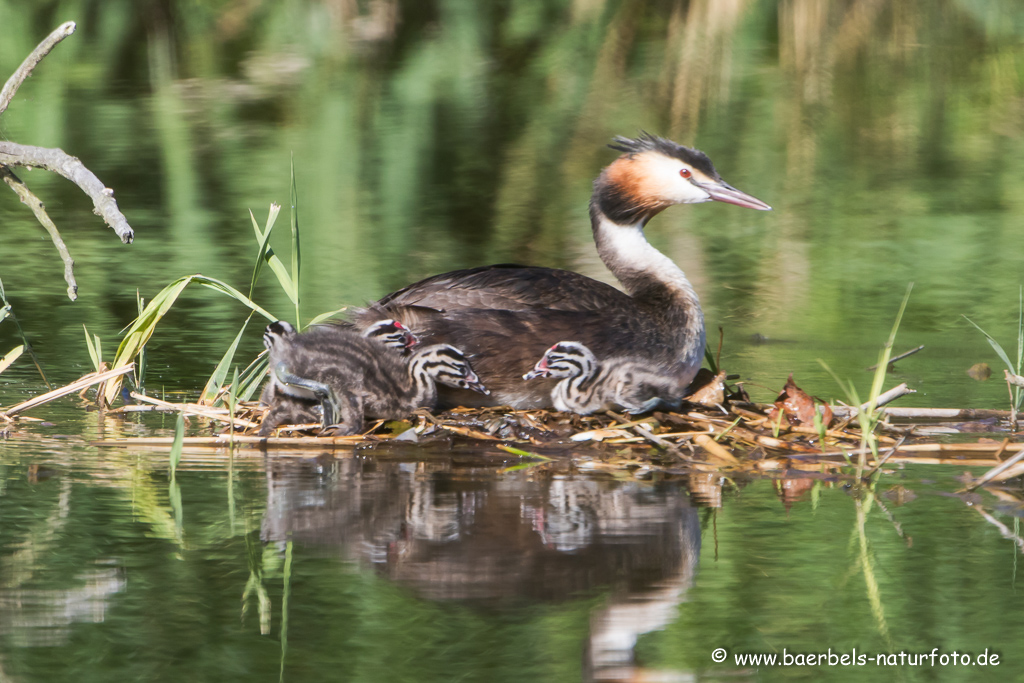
766, 374, 833, 428
967, 362, 991, 381
685, 369, 727, 406
570, 428, 632, 442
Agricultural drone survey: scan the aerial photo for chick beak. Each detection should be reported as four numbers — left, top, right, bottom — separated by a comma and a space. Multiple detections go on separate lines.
523, 358, 550, 381
461, 369, 489, 395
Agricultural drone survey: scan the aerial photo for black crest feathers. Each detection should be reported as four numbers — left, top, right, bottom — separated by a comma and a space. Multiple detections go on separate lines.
608, 132, 720, 180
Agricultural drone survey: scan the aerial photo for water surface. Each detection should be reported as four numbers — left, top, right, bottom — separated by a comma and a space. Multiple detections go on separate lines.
3, 1, 1024, 680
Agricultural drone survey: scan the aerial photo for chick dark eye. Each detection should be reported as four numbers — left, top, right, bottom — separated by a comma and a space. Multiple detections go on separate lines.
679, 168, 692, 179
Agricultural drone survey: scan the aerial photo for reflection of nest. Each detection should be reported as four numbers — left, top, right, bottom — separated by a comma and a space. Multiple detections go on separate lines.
262, 458, 700, 602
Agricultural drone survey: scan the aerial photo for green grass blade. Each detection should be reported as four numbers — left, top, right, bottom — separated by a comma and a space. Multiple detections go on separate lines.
306, 307, 350, 326
0, 345, 24, 374
228, 366, 239, 446
266, 258, 298, 307
290, 155, 301, 327
194, 276, 278, 321
237, 353, 269, 403
280, 540, 293, 683
249, 205, 298, 306
496, 444, 552, 460
106, 274, 279, 404
703, 345, 719, 374
1017, 287, 1023, 410
201, 316, 251, 405
1017, 286, 1023, 373
963, 314, 1016, 374
867, 283, 913, 414
248, 204, 282, 299
135, 291, 146, 394
170, 412, 185, 477
83, 325, 101, 372
105, 275, 195, 404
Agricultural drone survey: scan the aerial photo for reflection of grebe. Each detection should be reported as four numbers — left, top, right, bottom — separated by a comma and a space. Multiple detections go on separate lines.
261, 461, 700, 604
353, 133, 770, 409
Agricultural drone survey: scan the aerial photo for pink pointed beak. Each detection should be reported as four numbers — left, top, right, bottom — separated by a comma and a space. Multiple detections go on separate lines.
698, 179, 772, 211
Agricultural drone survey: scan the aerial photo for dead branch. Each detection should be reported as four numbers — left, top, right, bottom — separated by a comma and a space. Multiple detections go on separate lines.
0, 141, 134, 244
1, 364, 133, 418
0, 22, 76, 116
0, 21, 134, 300
1, 166, 77, 299
606, 410, 695, 461
866, 345, 924, 371
830, 383, 916, 418
128, 392, 261, 430
865, 435, 907, 478
866, 406, 1009, 420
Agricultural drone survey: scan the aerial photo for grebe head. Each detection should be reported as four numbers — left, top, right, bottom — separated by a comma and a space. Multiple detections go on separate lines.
597, 132, 771, 224
413, 344, 490, 395
263, 320, 297, 352
363, 318, 419, 351
523, 341, 597, 380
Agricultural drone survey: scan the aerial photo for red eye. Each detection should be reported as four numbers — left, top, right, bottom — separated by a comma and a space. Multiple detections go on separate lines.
679, 168, 692, 179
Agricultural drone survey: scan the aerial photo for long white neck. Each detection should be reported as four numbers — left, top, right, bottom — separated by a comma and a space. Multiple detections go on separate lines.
590, 209, 706, 379
592, 211, 700, 305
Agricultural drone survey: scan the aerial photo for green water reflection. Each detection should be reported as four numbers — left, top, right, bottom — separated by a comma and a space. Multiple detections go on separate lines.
3, 1, 1024, 680
2, 414, 1024, 681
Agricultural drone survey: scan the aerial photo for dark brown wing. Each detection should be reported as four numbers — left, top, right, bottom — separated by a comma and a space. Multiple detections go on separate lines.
388, 307, 690, 409
348, 265, 698, 409
374, 264, 632, 312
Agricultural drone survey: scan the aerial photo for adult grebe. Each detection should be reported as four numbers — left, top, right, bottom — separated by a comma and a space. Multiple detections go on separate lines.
352, 133, 770, 409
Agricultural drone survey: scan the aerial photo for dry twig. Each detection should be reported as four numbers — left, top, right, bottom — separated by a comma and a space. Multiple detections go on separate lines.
1, 166, 77, 299
866, 345, 924, 371
0, 22, 76, 115
0, 21, 134, 300
1, 364, 133, 418
128, 392, 261, 430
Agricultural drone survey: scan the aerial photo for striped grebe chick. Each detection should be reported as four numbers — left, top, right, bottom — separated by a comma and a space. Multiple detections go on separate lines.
259, 320, 486, 436
260, 318, 417, 408
524, 341, 680, 415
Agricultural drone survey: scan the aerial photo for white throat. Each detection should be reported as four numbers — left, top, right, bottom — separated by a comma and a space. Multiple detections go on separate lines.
592, 211, 706, 377
594, 213, 699, 303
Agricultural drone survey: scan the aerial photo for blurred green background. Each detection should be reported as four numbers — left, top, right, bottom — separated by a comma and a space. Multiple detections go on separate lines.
2, 0, 1024, 402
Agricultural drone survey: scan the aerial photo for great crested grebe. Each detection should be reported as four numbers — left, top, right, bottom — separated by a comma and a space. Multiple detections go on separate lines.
259, 320, 487, 436
523, 341, 681, 415
352, 133, 770, 409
